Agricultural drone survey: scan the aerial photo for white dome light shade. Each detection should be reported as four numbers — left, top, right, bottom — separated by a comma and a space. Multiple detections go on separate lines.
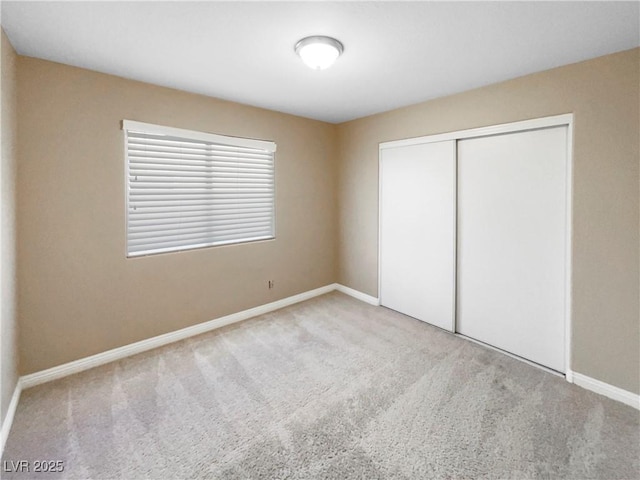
295, 36, 344, 70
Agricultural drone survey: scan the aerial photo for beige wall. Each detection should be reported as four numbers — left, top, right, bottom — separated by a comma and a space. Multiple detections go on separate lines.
337, 48, 640, 394
1, 29, 18, 426
17, 57, 338, 374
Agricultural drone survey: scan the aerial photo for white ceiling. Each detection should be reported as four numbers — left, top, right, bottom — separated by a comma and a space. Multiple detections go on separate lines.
2, 1, 639, 124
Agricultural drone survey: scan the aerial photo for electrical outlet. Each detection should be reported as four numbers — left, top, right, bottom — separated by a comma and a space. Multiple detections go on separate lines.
268, 280, 274, 289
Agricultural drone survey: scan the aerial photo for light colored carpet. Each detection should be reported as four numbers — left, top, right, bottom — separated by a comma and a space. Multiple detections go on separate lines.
2, 292, 639, 479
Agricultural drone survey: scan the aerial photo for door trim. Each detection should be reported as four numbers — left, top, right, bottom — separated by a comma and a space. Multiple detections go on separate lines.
379, 113, 573, 149
378, 113, 574, 381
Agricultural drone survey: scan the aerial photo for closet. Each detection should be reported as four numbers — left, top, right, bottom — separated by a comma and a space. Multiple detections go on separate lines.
379, 115, 571, 373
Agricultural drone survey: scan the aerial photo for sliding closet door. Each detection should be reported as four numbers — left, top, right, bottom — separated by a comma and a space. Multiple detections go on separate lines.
457, 127, 568, 372
380, 141, 456, 331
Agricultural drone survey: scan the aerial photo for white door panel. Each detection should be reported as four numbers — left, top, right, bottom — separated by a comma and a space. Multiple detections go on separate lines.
380, 141, 456, 331
456, 127, 567, 372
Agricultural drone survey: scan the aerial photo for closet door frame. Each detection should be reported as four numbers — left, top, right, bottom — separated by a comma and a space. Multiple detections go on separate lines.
378, 113, 574, 381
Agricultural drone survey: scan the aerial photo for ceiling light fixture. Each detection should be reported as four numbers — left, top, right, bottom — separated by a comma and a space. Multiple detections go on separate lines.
295, 36, 344, 70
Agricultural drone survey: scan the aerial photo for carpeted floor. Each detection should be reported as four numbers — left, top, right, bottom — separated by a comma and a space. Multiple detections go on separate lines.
2, 292, 639, 479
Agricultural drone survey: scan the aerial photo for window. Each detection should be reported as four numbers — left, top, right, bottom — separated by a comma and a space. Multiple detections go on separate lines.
123, 120, 276, 257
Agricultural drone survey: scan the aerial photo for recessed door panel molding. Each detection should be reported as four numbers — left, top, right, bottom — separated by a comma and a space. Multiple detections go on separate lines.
456, 126, 568, 372
379, 140, 456, 331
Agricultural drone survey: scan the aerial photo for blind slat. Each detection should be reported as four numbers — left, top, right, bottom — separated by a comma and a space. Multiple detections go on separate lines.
128, 206, 273, 217
128, 226, 273, 248
128, 234, 273, 256
130, 174, 274, 183
130, 154, 272, 163
129, 199, 273, 209
129, 215, 272, 231
129, 160, 273, 172
130, 213, 272, 230
128, 222, 273, 242
130, 162, 272, 176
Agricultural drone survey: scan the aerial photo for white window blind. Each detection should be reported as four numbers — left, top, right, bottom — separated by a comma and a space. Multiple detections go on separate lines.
123, 120, 276, 257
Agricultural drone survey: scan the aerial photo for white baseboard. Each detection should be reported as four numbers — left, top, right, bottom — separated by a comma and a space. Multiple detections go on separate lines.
335, 284, 380, 306
21, 284, 336, 389
0, 379, 22, 457
570, 371, 639, 410
565, 369, 573, 383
